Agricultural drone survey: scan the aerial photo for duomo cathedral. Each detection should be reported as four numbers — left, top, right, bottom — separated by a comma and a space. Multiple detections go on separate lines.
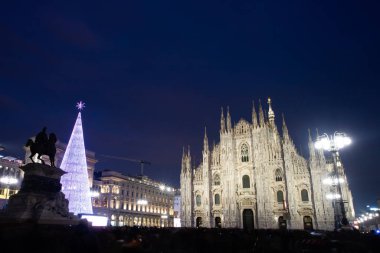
180, 99, 354, 230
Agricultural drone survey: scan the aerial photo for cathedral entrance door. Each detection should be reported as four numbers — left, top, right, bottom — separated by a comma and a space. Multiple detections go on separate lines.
196, 217, 202, 228
278, 216, 287, 229
303, 216, 313, 230
215, 217, 221, 228
242, 209, 254, 231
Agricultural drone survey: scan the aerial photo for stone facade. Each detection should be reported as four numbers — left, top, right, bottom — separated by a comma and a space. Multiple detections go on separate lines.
92, 170, 175, 227
180, 99, 355, 230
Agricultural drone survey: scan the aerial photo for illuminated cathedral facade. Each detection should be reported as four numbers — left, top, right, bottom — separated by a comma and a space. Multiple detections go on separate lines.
180, 99, 355, 230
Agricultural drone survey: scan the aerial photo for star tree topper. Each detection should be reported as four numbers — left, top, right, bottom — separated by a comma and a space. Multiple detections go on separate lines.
76, 101, 85, 111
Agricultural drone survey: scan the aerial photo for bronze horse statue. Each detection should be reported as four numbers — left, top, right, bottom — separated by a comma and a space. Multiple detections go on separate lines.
25, 128, 57, 167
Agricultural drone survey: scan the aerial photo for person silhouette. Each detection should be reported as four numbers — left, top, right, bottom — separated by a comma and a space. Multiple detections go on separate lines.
35, 127, 48, 146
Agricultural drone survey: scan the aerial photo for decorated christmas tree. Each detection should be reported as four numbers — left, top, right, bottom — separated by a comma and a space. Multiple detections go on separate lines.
60, 101, 93, 215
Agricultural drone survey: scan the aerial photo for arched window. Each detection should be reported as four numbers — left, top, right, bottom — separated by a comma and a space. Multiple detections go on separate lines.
275, 168, 283, 181
301, 189, 309, 202
242, 175, 250, 188
119, 216, 124, 226
241, 144, 249, 162
196, 195, 201, 206
277, 190, 284, 203
214, 194, 220, 205
214, 174, 220, 186
111, 198, 116, 208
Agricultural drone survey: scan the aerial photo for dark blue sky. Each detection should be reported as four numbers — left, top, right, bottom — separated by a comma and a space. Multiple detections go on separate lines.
1, 0, 379, 213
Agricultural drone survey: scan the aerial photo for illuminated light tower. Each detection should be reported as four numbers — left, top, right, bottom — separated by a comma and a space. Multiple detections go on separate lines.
60, 101, 93, 215
315, 132, 351, 229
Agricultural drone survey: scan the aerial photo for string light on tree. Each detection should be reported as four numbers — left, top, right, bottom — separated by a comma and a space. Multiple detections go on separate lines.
60, 101, 93, 215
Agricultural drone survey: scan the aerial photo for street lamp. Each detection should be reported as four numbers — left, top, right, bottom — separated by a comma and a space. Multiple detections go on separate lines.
315, 132, 351, 229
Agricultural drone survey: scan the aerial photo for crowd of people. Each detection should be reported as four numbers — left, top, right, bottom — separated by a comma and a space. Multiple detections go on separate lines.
0, 223, 379, 253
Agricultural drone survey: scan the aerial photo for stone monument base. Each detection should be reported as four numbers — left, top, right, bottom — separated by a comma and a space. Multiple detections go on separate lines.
0, 163, 80, 225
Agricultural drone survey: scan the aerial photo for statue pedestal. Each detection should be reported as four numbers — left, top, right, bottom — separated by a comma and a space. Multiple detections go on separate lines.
0, 163, 80, 225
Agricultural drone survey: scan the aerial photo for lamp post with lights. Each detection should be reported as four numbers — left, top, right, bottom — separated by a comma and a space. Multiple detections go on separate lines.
315, 132, 352, 229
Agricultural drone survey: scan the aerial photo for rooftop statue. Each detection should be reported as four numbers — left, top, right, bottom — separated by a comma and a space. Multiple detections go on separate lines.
25, 127, 57, 167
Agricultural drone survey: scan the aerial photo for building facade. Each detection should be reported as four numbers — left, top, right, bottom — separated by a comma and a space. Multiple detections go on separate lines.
180, 99, 355, 230
173, 189, 181, 227
92, 170, 175, 227
0, 156, 23, 208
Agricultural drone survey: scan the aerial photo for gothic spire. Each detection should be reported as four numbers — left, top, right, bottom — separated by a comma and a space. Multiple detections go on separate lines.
186, 145, 192, 172
181, 146, 186, 173
308, 129, 316, 161
259, 99, 265, 127
203, 126, 209, 152
226, 106, 232, 132
252, 100, 258, 128
315, 128, 325, 162
308, 129, 313, 145
282, 113, 289, 138
267, 97, 275, 126
220, 107, 226, 133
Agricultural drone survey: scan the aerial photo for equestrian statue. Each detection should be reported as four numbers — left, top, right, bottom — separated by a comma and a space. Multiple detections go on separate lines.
25, 127, 57, 167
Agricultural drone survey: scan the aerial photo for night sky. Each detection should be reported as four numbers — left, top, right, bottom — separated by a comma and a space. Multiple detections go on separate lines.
1, 1, 379, 214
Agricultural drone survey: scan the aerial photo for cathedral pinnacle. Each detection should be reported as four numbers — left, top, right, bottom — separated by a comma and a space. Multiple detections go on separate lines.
308, 128, 313, 143
220, 107, 226, 133
204, 126, 209, 151
282, 113, 289, 138
252, 100, 258, 128
186, 145, 192, 172
226, 106, 232, 132
267, 97, 275, 125
258, 99, 265, 127
308, 129, 316, 161
181, 146, 186, 171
